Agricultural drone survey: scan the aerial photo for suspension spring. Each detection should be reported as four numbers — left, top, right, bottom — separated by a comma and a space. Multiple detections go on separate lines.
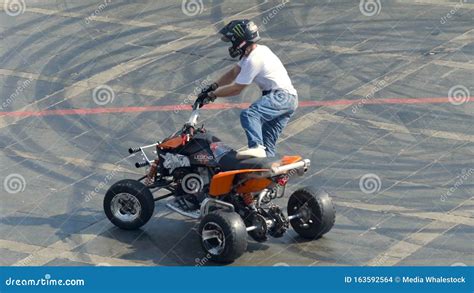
144, 159, 159, 186
242, 193, 254, 206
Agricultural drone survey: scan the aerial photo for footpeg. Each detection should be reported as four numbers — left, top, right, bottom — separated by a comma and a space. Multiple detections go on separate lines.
166, 201, 200, 219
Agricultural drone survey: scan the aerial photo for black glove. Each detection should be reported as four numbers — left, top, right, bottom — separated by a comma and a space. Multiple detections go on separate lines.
195, 92, 216, 108
201, 82, 219, 94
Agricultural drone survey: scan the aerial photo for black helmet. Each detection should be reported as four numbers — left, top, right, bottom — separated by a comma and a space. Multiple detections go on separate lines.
219, 19, 260, 58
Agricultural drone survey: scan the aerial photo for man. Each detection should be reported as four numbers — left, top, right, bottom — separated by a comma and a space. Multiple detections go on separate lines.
198, 19, 298, 159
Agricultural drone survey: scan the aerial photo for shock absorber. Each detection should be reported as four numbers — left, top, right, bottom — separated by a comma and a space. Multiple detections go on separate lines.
144, 159, 159, 186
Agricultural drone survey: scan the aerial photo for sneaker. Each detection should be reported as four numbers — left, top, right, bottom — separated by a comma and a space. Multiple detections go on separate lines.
236, 145, 267, 159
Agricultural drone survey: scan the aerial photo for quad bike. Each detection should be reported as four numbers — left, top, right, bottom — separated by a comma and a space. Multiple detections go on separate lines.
103, 97, 336, 263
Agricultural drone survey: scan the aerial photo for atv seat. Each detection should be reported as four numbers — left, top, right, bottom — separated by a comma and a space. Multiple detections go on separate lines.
218, 151, 275, 171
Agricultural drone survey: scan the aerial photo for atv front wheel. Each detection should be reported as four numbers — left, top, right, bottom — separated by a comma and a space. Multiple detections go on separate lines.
104, 179, 155, 230
287, 188, 335, 239
199, 211, 247, 263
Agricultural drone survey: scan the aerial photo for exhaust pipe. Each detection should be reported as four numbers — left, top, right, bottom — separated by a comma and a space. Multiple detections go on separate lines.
271, 159, 310, 176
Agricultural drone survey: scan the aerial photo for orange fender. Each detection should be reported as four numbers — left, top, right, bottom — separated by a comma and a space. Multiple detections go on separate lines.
281, 155, 302, 165
159, 136, 183, 149
209, 169, 270, 196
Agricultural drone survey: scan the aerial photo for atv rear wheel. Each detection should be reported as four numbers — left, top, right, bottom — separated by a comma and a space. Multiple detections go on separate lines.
199, 211, 247, 263
104, 179, 155, 230
287, 188, 335, 239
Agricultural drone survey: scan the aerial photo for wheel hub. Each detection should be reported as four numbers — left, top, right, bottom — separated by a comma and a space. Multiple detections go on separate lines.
201, 222, 226, 256
292, 202, 312, 228
111, 193, 142, 222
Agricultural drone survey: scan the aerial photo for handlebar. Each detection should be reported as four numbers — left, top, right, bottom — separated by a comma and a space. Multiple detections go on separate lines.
189, 100, 202, 126
192, 99, 202, 111
129, 147, 141, 154
135, 161, 149, 168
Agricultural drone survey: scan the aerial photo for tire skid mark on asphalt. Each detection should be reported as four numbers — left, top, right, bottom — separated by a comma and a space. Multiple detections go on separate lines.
1, 154, 134, 259
364, 195, 474, 266
2, 224, 146, 266
365, 222, 456, 266
280, 107, 474, 144
396, 0, 474, 9
336, 201, 474, 227
0, 1, 275, 130
276, 138, 470, 265
0, 68, 179, 100
3, 0, 307, 266
245, 26, 474, 265
276, 27, 474, 160
0, 0, 280, 172
278, 28, 474, 142
0, 0, 279, 177
432, 59, 474, 71
352, 116, 474, 143
0, 37, 203, 129
4, 1, 474, 264
2, 148, 142, 175
0, 3, 195, 33
449, 198, 474, 218
0, 2, 272, 34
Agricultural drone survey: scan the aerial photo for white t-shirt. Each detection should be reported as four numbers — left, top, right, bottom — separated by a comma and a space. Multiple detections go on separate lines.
236, 45, 297, 96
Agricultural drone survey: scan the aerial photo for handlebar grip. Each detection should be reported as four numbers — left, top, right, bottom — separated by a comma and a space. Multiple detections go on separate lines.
129, 147, 141, 154
135, 161, 149, 168
210, 82, 218, 91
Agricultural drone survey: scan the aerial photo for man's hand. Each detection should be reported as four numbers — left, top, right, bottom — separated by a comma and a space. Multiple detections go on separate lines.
201, 82, 219, 94
195, 91, 217, 108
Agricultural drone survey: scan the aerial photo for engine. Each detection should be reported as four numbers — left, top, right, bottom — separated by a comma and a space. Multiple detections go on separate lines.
160, 153, 191, 174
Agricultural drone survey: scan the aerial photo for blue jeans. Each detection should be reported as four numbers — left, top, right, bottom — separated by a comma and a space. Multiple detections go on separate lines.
240, 90, 298, 157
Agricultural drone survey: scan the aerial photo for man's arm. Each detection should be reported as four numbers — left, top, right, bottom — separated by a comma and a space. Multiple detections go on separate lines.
215, 65, 241, 87
197, 65, 245, 105
206, 65, 246, 98
213, 83, 247, 97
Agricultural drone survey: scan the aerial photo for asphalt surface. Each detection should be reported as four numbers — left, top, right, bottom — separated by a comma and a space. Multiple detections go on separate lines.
0, 0, 473, 266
